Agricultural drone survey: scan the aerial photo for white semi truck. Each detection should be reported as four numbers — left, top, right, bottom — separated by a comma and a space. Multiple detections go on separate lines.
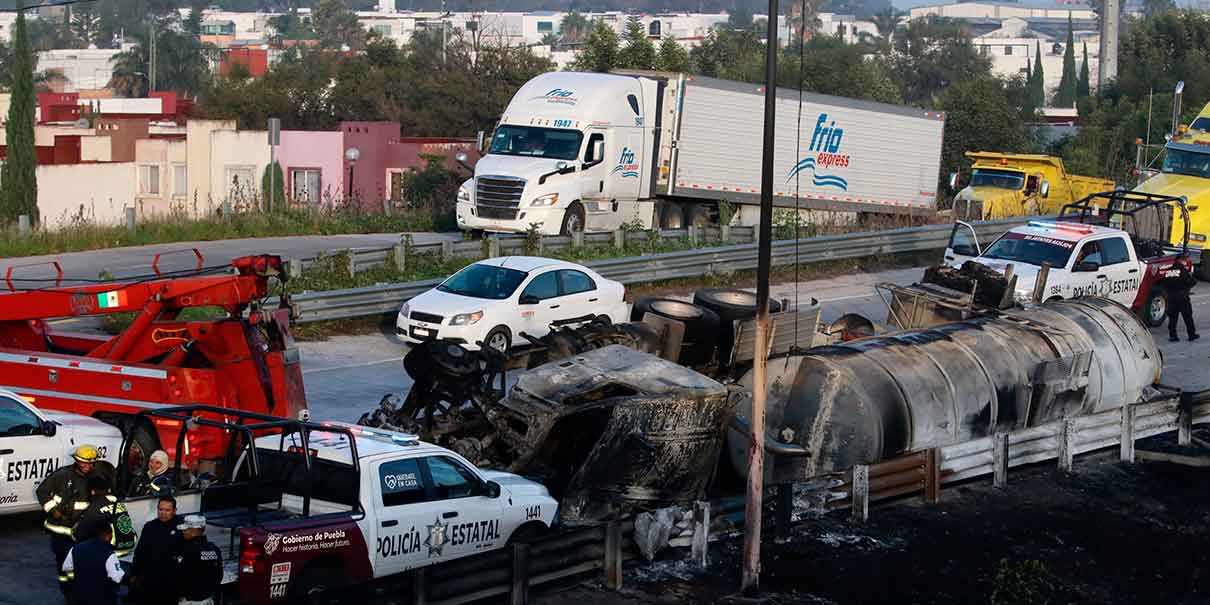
456, 71, 947, 235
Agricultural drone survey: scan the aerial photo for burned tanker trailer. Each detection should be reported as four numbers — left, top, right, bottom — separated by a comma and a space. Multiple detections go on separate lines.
726, 297, 1162, 482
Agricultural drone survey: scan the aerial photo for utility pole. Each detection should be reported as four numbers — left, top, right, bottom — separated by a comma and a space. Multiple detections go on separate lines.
1097, 0, 1118, 88
742, 0, 778, 595
148, 23, 157, 93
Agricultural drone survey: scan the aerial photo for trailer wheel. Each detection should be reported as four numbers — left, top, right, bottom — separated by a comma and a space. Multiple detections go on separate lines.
659, 202, 685, 230
1143, 288, 1167, 327
560, 202, 585, 236
632, 297, 720, 366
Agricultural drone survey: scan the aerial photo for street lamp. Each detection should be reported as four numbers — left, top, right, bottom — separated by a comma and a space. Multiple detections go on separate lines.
344, 147, 360, 199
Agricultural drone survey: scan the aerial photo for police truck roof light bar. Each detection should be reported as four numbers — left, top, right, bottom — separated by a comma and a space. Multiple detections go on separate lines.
1028, 220, 1095, 234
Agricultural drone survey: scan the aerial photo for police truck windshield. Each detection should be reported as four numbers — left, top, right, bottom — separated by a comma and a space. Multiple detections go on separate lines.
489, 126, 584, 161
981, 232, 1075, 268
969, 169, 1026, 190
1161, 146, 1210, 179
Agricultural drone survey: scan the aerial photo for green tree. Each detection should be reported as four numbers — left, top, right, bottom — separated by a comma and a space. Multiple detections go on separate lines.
1032, 41, 1045, 107
656, 35, 690, 73
109, 29, 210, 98
1, 3, 39, 226
1143, 0, 1176, 18
571, 20, 619, 72
108, 48, 146, 97
261, 162, 286, 212
617, 17, 656, 70
1055, 15, 1077, 107
313, 0, 366, 50
938, 76, 1029, 191
559, 11, 591, 45
1077, 41, 1090, 98
69, 7, 102, 47
726, 6, 753, 30
871, 7, 898, 41
269, 9, 316, 42
889, 16, 992, 106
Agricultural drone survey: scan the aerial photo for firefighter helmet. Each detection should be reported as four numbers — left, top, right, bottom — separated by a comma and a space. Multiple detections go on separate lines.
72, 444, 100, 463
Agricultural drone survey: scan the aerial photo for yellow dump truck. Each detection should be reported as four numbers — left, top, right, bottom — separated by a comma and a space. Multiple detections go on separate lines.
1134, 101, 1210, 278
947, 152, 1116, 220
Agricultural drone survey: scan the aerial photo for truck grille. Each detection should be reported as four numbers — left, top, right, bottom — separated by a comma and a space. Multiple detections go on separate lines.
410, 310, 444, 324
476, 176, 525, 219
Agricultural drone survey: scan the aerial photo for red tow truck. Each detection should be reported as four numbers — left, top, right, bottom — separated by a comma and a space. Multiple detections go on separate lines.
0, 253, 306, 479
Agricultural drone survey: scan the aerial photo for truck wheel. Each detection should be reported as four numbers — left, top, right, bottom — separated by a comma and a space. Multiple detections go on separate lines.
291, 562, 343, 605
560, 203, 585, 236
684, 204, 711, 228
483, 325, 512, 352
692, 288, 783, 365
1143, 289, 1167, 327
659, 202, 685, 230
1199, 260, 1210, 282
632, 297, 720, 366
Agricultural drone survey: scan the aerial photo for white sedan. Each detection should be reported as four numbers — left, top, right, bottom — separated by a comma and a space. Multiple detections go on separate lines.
396, 257, 628, 351
0, 388, 123, 515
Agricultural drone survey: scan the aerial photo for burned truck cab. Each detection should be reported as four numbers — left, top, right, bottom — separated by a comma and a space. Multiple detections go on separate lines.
486, 345, 732, 525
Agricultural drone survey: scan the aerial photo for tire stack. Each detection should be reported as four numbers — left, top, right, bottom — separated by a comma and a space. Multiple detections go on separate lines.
630, 298, 720, 367
691, 289, 781, 367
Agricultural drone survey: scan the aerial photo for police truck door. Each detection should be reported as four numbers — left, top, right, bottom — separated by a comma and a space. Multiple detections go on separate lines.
0, 394, 58, 514
372, 457, 434, 575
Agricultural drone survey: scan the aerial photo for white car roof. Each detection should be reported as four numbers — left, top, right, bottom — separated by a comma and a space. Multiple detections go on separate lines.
1009, 220, 1122, 243
474, 256, 592, 274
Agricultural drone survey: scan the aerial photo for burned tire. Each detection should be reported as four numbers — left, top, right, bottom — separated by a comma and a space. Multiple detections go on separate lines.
631, 297, 719, 366
1143, 288, 1167, 328
692, 289, 783, 365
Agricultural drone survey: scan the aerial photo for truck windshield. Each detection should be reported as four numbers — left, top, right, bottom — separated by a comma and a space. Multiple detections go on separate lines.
969, 169, 1025, 190
1161, 146, 1210, 179
438, 263, 528, 300
489, 125, 584, 161
981, 232, 1075, 268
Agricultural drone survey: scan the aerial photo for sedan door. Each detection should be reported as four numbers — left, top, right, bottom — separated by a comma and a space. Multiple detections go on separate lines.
516, 270, 561, 338
554, 269, 603, 327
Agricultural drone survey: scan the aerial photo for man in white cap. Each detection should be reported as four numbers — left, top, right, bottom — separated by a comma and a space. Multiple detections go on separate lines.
174, 515, 222, 605
132, 450, 176, 497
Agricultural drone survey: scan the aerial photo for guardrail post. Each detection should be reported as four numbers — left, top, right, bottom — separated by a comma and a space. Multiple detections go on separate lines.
392, 243, 406, 272
382, 198, 392, 216
1121, 404, 1137, 463
776, 483, 793, 541
412, 567, 428, 605
692, 500, 709, 569
125, 206, 136, 234
688, 225, 700, 246
287, 258, 303, 280
441, 240, 454, 261
604, 521, 622, 590
17, 214, 30, 236
851, 465, 869, 524
345, 250, 356, 277
924, 448, 940, 504
1058, 419, 1076, 473
613, 228, 625, 250
1179, 391, 1193, 447
993, 432, 1009, 488
572, 231, 584, 248
510, 543, 529, 605
488, 237, 501, 258
721, 224, 731, 243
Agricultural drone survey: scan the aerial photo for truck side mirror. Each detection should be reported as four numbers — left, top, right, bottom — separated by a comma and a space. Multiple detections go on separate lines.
519, 294, 540, 305
1040, 180, 1050, 198
41, 420, 57, 437
947, 172, 960, 192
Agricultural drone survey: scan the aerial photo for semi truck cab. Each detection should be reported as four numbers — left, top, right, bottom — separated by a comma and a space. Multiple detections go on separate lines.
457, 72, 667, 235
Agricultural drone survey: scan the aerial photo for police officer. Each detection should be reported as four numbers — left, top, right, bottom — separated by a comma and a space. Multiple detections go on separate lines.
37, 444, 99, 592
175, 515, 222, 605
1163, 254, 1200, 342
75, 474, 138, 556
130, 496, 182, 605
62, 518, 127, 605
131, 450, 176, 497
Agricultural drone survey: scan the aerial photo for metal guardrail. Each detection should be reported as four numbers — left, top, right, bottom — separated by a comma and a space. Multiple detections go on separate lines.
291, 217, 1032, 323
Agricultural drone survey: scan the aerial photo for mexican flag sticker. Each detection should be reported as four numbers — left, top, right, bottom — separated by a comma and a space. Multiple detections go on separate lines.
97, 289, 128, 309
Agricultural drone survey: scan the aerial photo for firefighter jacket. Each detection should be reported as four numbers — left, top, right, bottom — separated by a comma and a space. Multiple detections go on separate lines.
35, 466, 92, 536
74, 494, 138, 555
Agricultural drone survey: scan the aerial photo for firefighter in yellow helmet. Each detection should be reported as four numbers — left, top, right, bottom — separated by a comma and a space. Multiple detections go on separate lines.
37, 444, 101, 594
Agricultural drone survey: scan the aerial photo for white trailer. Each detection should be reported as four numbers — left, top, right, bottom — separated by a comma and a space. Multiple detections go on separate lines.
456, 71, 946, 235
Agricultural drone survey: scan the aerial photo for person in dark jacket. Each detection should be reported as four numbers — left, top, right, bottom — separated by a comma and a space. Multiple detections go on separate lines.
175, 515, 222, 605
62, 519, 127, 605
130, 496, 182, 605
36, 444, 99, 592
74, 474, 138, 555
131, 450, 177, 497
1162, 254, 1199, 342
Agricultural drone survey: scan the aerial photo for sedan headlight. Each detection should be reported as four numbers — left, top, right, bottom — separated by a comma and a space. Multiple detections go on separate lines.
399, 303, 410, 318
449, 310, 484, 326
529, 193, 559, 207
457, 186, 472, 203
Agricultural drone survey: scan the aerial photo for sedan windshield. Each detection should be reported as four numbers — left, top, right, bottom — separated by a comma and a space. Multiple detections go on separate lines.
489, 125, 584, 161
437, 264, 528, 300
969, 168, 1025, 190
1161, 146, 1210, 179
981, 233, 1075, 268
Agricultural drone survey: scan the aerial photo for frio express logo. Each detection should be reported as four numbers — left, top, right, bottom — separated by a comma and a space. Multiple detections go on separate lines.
786, 113, 851, 191
611, 147, 639, 178
530, 88, 578, 106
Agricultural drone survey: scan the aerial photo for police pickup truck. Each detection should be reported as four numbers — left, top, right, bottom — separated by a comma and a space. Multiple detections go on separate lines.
115, 406, 557, 604
0, 388, 122, 515
945, 206, 1188, 327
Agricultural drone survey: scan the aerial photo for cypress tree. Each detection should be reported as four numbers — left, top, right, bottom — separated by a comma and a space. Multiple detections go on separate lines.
1055, 14, 1078, 107
1032, 41, 1046, 107
1077, 41, 1091, 98
1, 1, 38, 226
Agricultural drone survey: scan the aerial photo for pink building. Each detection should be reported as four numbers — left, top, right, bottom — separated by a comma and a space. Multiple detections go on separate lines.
276, 130, 345, 205
340, 122, 479, 211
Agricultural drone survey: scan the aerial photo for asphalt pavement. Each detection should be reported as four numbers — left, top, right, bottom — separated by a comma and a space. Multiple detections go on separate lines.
0, 231, 461, 283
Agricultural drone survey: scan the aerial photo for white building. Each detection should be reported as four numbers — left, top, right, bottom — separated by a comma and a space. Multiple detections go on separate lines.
971, 17, 1101, 101
36, 48, 125, 92
909, 2, 1096, 21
